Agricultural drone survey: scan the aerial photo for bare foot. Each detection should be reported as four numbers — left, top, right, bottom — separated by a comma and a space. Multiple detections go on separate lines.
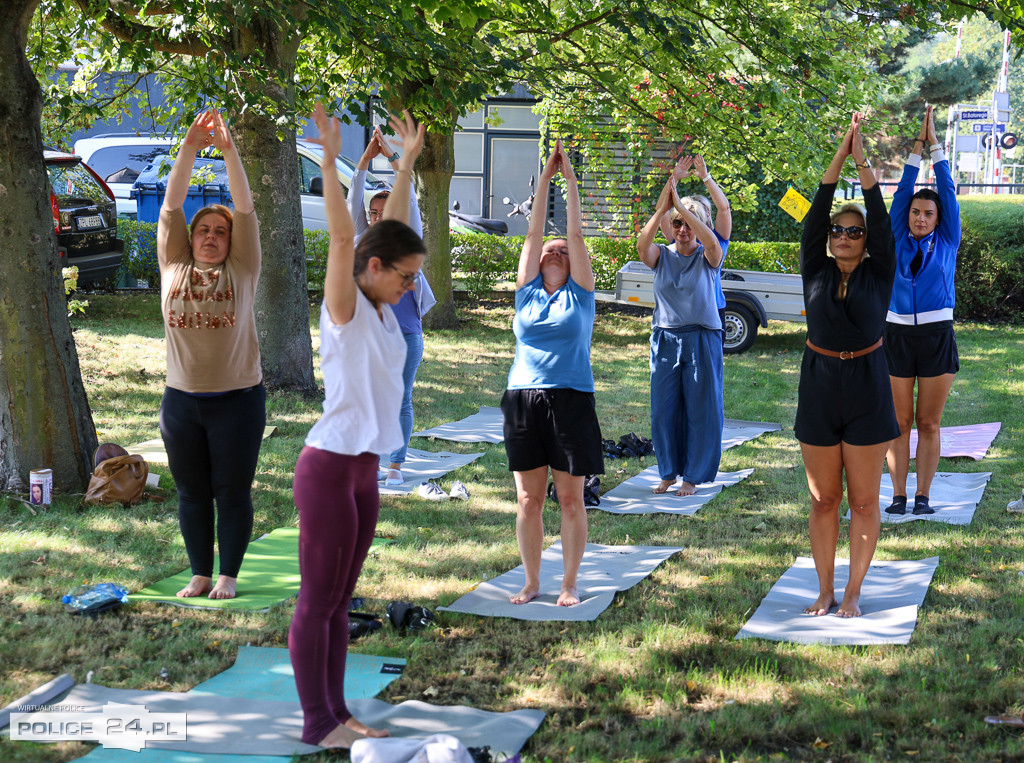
509, 585, 540, 604
803, 593, 837, 616
653, 479, 675, 494
674, 481, 697, 497
557, 587, 580, 606
836, 593, 862, 618
345, 716, 389, 738
315, 722, 365, 750
177, 575, 213, 598
208, 575, 237, 600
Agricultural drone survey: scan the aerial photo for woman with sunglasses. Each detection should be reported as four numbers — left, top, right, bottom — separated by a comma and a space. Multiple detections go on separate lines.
289, 103, 425, 749
349, 127, 435, 487
883, 106, 961, 517
660, 154, 732, 340
502, 139, 603, 608
795, 113, 899, 618
637, 167, 725, 497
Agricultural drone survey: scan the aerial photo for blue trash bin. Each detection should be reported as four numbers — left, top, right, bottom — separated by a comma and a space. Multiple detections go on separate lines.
130, 156, 233, 224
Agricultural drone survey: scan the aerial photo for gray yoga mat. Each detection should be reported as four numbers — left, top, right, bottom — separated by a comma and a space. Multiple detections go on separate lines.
721, 418, 781, 450
379, 448, 484, 495
595, 468, 754, 515
346, 698, 544, 759
735, 556, 940, 646
413, 406, 505, 443
10, 682, 543, 758
0, 673, 75, 731
847, 471, 992, 526
439, 541, 683, 621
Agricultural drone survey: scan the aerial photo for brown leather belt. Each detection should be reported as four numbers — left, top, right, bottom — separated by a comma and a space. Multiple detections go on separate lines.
805, 337, 882, 360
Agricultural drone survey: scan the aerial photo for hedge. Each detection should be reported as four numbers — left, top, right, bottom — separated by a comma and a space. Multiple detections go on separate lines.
114, 199, 1024, 323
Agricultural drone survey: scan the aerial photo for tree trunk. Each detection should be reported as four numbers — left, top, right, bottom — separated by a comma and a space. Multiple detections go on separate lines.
416, 129, 458, 329
0, 0, 98, 493
233, 22, 316, 393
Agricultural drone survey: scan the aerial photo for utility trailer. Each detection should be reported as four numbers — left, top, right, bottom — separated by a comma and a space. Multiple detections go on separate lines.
612, 261, 806, 353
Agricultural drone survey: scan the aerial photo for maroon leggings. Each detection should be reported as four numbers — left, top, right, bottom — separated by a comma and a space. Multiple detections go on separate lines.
288, 446, 380, 745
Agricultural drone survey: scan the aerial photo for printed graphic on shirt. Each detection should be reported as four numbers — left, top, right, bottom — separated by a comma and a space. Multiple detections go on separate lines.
166, 267, 236, 330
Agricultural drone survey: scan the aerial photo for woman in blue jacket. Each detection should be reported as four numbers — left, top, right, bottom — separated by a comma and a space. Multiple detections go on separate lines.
883, 106, 961, 517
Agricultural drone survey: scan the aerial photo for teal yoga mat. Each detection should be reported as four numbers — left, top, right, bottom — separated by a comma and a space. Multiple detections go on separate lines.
132, 529, 388, 611
77, 647, 406, 762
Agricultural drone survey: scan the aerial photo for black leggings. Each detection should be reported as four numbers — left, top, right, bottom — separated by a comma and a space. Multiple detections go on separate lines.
160, 384, 266, 578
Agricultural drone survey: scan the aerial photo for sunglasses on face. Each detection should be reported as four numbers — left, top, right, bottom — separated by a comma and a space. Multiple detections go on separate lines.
829, 224, 866, 240
387, 263, 417, 287
671, 219, 690, 229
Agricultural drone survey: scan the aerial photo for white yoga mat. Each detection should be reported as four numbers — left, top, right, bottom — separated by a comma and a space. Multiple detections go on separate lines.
735, 556, 940, 646
129, 426, 277, 466
909, 422, 1001, 461
721, 419, 781, 450
595, 467, 754, 515
379, 449, 484, 495
848, 471, 992, 526
439, 541, 683, 622
413, 406, 505, 443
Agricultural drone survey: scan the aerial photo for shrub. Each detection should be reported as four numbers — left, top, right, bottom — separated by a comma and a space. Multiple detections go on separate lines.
724, 241, 800, 273
304, 229, 330, 292
116, 219, 159, 286
956, 196, 1024, 322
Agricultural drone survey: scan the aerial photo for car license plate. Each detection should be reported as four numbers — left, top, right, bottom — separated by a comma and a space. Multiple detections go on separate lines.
76, 215, 103, 229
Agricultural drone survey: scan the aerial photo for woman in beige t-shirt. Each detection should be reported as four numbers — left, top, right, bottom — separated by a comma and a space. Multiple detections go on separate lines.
157, 110, 264, 600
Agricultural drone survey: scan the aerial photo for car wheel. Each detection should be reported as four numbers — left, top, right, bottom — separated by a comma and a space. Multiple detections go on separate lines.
723, 303, 757, 354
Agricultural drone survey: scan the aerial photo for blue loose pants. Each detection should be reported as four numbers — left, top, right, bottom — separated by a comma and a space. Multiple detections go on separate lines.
649, 326, 724, 485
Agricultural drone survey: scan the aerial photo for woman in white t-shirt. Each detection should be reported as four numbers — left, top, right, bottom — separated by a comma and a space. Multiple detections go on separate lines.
288, 103, 425, 750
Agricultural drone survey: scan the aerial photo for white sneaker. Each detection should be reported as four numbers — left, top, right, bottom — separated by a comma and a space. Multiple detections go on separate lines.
385, 468, 404, 486
449, 480, 470, 500
1009, 489, 1024, 512
417, 482, 447, 501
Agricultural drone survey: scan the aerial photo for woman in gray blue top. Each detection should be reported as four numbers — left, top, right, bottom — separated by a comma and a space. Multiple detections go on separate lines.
501, 140, 603, 608
637, 173, 725, 496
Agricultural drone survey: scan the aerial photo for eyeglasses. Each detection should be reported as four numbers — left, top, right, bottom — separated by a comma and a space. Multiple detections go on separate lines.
829, 224, 866, 240
671, 219, 690, 229
368, 209, 384, 220
387, 263, 417, 287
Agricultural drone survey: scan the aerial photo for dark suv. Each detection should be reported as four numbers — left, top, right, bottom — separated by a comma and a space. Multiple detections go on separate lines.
44, 150, 123, 288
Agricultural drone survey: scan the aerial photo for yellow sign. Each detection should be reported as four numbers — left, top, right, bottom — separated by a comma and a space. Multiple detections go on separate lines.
779, 187, 812, 222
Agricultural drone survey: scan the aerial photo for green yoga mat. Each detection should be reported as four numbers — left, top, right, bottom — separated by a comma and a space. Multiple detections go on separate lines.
78, 647, 406, 762
132, 528, 389, 611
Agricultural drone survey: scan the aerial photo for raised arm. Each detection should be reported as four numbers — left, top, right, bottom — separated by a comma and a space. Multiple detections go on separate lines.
348, 132, 382, 236
377, 127, 424, 238
801, 120, 854, 275
163, 111, 215, 212
559, 142, 594, 292
927, 109, 961, 243
209, 110, 253, 214
380, 111, 425, 227
638, 179, 674, 269
660, 155, 693, 241
309, 102, 357, 325
694, 155, 732, 241
517, 143, 560, 287
848, 113, 877, 192
670, 186, 723, 268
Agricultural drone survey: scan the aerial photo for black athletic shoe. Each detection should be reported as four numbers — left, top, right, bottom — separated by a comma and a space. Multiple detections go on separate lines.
913, 495, 934, 515
885, 495, 908, 515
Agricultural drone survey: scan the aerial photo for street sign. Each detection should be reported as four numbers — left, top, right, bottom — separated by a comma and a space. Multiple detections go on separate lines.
972, 123, 1008, 133
960, 110, 990, 120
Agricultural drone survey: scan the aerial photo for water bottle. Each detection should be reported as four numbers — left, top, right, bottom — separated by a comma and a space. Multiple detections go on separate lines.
62, 583, 130, 613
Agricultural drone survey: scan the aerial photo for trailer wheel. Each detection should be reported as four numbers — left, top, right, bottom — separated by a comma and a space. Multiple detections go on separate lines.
723, 304, 757, 354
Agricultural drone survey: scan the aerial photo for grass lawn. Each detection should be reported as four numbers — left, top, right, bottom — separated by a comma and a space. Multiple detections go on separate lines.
2, 292, 1023, 762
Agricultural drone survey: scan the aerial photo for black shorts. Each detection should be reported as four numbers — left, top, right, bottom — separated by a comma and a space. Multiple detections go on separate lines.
884, 323, 959, 378
501, 388, 605, 476
794, 346, 900, 447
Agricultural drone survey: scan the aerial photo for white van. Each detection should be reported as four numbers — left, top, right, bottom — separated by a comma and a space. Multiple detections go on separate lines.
73, 134, 385, 226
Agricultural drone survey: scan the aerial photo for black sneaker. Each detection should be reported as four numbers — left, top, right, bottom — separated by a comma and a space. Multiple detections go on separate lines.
913, 495, 934, 515
884, 495, 907, 515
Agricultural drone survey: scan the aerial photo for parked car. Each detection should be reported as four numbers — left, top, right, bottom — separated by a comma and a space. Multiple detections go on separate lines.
44, 149, 123, 288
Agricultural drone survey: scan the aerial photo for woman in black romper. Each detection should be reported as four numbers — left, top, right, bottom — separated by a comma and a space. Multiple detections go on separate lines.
795, 113, 899, 618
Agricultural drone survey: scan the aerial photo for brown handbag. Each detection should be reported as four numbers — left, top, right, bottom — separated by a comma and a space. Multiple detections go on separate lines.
84, 455, 149, 506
